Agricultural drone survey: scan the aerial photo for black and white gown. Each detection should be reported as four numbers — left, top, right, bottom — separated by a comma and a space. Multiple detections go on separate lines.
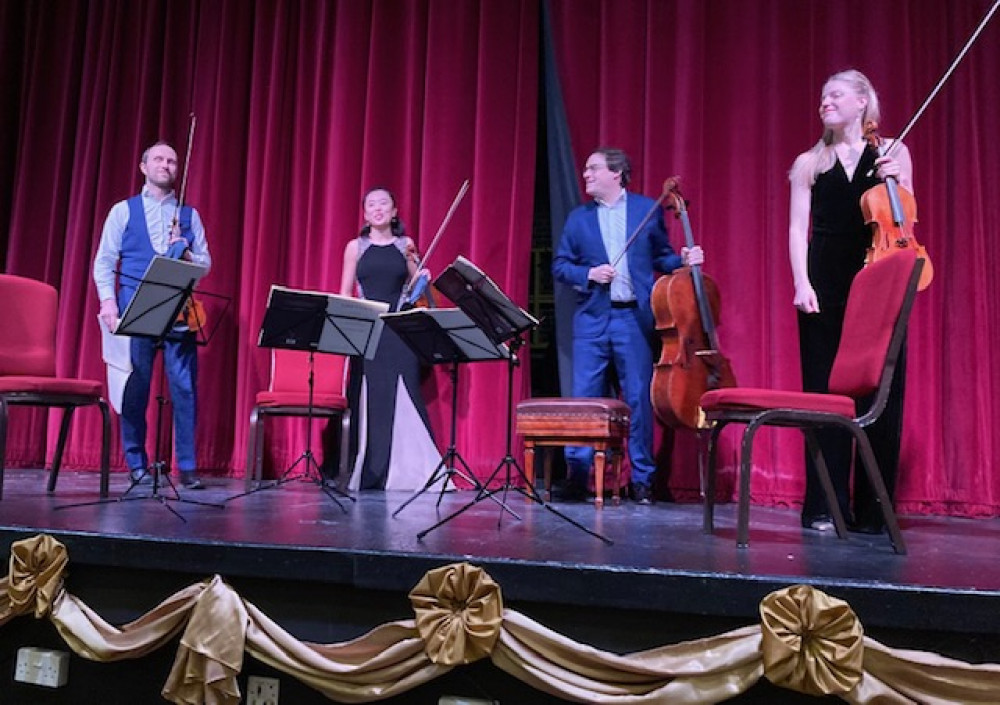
346, 236, 440, 490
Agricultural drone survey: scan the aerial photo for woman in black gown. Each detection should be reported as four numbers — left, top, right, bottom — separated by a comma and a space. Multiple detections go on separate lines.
788, 69, 912, 533
339, 187, 440, 490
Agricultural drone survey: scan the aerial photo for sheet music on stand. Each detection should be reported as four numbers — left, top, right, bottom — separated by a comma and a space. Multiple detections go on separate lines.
116, 256, 208, 340
433, 255, 538, 345
258, 285, 388, 359
114, 255, 231, 347
227, 285, 387, 509
379, 307, 509, 365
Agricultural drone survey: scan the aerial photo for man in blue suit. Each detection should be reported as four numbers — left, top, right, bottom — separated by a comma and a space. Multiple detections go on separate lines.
553, 147, 702, 504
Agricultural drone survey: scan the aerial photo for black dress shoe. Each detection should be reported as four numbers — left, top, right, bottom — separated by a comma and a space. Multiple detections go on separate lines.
552, 481, 589, 503
801, 514, 835, 531
630, 483, 653, 505
179, 472, 204, 490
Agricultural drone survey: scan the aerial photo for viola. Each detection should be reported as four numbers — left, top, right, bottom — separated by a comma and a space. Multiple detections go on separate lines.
859, 121, 933, 291
650, 177, 736, 430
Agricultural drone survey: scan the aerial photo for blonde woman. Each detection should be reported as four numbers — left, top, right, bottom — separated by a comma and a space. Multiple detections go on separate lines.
788, 69, 912, 534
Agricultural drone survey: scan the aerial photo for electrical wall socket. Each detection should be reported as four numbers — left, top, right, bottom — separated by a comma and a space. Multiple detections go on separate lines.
246, 675, 280, 705
14, 647, 69, 688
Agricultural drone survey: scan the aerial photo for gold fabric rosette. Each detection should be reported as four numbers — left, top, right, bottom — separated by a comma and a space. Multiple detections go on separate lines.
760, 583, 864, 696
2, 533, 68, 623
408, 562, 503, 666
9, 535, 1000, 704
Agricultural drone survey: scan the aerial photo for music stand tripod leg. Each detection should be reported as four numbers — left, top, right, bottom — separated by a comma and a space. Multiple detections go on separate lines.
393, 360, 516, 518
418, 336, 612, 544
225, 351, 352, 511
56, 342, 224, 518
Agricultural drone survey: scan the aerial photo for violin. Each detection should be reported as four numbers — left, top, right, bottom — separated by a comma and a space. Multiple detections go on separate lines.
859, 121, 933, 290
171, 113, 208, 331
402, 242, 436, 310
650, 177, 736, 430
397, 179, 470, 310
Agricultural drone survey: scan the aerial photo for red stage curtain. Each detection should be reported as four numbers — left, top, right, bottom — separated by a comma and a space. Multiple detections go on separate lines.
3, 0, 998, 518
546, 0, 1000, 515
0, 0, 538, 484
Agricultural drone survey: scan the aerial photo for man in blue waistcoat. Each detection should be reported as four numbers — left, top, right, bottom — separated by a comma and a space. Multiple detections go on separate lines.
553, 147, 702, 505
93, 141, 212, 490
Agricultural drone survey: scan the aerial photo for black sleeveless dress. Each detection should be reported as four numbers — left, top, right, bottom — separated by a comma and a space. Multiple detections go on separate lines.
347, 237, 439, 490
798, 145, 905, 528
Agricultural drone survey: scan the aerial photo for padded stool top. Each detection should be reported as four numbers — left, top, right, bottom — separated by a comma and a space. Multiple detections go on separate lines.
517, 397, 630, 421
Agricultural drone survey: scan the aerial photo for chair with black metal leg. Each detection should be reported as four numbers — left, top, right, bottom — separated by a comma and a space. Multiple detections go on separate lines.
0, 274, 111, 501
700, 250, 923, 554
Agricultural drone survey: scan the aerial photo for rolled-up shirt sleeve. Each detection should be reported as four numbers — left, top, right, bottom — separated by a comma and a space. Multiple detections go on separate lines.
93, 201, 129, 302
187, 208, 211, 274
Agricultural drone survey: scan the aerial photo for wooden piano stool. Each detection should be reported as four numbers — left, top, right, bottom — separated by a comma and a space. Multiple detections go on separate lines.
515, 397, 630, 508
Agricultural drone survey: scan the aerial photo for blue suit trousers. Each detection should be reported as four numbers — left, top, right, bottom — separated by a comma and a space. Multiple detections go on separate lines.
121, 335, 198, 472
566, 307, 655, 487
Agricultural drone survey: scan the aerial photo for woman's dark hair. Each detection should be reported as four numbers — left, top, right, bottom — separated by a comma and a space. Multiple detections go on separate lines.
360, 186, 406, 237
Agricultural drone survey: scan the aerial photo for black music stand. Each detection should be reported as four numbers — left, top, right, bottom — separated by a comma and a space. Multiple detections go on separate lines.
58, 256, 224, 520
225, 286, 387, 510
381, 307, 514, 517
416, 256, 611, 544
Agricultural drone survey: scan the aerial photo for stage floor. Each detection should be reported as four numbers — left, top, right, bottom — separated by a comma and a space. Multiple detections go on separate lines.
2, 468, 999, 635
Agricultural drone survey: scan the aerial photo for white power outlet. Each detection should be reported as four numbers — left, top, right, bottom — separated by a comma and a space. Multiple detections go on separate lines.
14, 647, 69, 688
246, 675, 280, 705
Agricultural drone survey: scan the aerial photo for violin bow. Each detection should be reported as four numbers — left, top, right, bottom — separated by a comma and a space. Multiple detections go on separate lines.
173, 113, 197, 226
609, 180, 672, 269
402, 178, 470, 294
870, 0, 999, 171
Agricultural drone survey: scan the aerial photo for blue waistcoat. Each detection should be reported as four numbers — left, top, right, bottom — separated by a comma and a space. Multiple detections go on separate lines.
117, 195, 193, 311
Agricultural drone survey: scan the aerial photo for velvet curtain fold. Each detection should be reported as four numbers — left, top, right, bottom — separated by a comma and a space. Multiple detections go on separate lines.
1, 0, 538, 484
545, 0, 1000, 515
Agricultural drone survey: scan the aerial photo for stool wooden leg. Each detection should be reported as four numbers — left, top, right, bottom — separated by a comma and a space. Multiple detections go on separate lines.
594, 444, 606, 509
612, 446, 622, 506
543, 449, 553, 502
524, 442, 535, 501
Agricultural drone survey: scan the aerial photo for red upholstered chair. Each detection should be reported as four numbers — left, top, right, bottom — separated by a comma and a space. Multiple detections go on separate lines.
700, 250, 923, 554
0, 274, 111, 500
245, 349, 351, 491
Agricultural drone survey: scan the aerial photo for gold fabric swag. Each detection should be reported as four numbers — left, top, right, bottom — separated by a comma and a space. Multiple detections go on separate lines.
2, 534, 1000, 703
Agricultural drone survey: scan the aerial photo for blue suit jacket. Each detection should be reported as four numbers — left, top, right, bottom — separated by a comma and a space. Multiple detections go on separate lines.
553, 192, 682, 340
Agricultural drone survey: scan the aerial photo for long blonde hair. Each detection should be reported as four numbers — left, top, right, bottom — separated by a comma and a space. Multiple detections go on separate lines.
789, 69, 881, 187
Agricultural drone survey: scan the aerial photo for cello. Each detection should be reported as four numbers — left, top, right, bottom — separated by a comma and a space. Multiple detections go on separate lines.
650, 177, 736, 430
